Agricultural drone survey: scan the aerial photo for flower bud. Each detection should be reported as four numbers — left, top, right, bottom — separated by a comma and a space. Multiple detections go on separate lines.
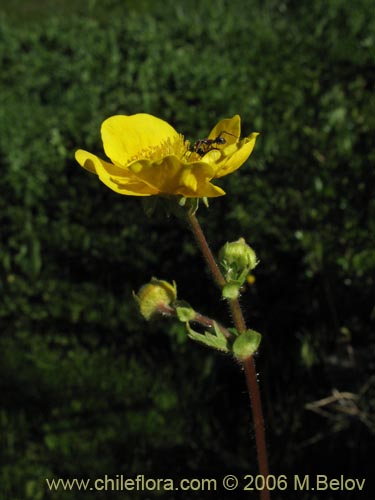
219, 238, 258, 285
232, 329, 262, 361
134, 278, 177, 320
175, 302, 196, 322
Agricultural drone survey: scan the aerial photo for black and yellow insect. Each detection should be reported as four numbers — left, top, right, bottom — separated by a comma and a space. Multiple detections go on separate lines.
190, 131, 237, 157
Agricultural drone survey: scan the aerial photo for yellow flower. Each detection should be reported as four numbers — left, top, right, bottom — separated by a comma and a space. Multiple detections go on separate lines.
75, 113, 258, 198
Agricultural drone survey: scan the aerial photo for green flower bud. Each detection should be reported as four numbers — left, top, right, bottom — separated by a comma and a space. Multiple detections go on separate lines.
134, 278, 177, 320
232, 329, 262, 361
174, 301, 196, 322
219, 238, 258, 285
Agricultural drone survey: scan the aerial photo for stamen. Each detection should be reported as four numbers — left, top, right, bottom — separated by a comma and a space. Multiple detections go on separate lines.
127, 134, 189, 164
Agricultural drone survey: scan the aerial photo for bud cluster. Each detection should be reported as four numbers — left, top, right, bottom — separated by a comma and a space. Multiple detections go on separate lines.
134, 276, 262, 360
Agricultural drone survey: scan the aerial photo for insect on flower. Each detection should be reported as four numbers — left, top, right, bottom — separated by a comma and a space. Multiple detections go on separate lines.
75, 113, 259, 198
191, 131, 238, 157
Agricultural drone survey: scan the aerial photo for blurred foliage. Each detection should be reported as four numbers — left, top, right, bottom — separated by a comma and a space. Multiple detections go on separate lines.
0, 0, 374, 498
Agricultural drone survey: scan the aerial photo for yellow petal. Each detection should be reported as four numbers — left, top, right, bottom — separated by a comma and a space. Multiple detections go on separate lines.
189, 181, 225, 198
213, 132, 259, 178
101, 114, 179, 166
129, 156, 225, 197
207, 115, 241, 144
75, 149, 155, 196
129, 156, 184, 193
179, 164, 226, 197
76, 149, 125, 175
75, 149, 96, 174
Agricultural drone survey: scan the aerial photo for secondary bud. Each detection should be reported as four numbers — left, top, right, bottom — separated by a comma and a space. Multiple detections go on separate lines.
219, 238, 258, 285
134, 278, 177, 320
232, 329, 262, 361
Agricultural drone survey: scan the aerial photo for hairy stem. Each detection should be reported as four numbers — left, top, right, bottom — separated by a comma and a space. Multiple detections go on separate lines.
187, 211, 270, 500
186, 211, 226, 288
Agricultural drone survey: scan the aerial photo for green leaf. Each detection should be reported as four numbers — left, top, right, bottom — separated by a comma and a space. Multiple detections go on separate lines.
186, 321, 229, 353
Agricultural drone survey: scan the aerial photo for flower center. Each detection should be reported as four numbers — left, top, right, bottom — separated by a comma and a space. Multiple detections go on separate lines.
127, 134, 189, 164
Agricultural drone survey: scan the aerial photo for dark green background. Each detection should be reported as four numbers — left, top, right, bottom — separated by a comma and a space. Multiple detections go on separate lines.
1, 0, 374, 499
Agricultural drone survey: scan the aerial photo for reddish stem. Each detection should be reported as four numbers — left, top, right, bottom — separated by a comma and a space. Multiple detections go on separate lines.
157, 303, 232, 339
187, 212, 270, 500
186, 211, 226, 288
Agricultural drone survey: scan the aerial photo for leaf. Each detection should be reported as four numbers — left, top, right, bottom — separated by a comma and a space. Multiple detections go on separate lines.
186, 321, 229, 353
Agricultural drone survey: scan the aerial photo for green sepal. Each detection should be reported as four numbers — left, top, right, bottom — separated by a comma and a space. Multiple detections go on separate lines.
178, 197, 199, 215
175, 301, 196, 322
186, 321, 229, 353
163, 196, 200, 219
232, 329, 262, 360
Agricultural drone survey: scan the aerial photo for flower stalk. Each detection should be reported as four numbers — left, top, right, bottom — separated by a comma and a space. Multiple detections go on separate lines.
187, 212, 270, 500
155, 302, 232, 340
